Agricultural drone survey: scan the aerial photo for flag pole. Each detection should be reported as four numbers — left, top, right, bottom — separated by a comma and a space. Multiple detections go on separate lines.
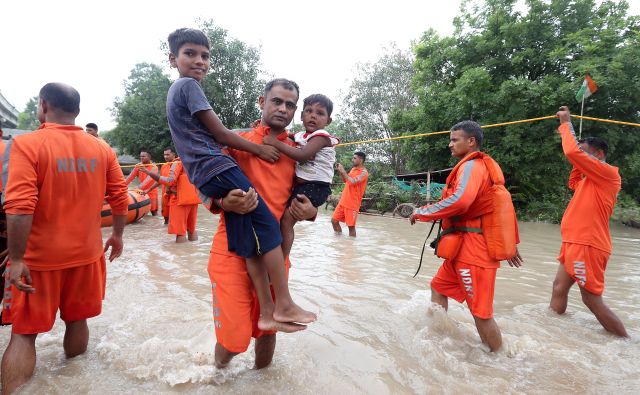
579, 94, 585, 139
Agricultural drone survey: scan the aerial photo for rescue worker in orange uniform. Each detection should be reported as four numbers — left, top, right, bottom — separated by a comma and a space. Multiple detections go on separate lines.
125, 150, 158, 216
205, 79, 318, 369
146, 147, 177, 225
141, 156, 199, 243
0, 83, 129, 393
410, 121, 522, 352
549, 106, 628, 337
331, 151, 368, 237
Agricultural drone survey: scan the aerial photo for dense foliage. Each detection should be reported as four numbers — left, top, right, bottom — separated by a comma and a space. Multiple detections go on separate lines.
107, 20, 264, 159
389, 0, 640, 220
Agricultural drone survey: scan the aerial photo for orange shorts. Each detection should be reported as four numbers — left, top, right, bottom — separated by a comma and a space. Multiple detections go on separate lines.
431, 260, 496, 319
3, 257, 106, 334
162, 194, 171, 218
168, 204, 198, 236
208, 252, 290, 353
557, 242, 609, 296
332, 203, 358, 227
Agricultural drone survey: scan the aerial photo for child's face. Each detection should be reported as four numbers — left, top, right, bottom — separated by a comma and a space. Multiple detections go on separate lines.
301, 102, 332, 133
170, 43, 210, 82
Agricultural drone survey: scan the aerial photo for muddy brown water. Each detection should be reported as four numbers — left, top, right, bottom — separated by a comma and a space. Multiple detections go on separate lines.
1, 209, 639, 394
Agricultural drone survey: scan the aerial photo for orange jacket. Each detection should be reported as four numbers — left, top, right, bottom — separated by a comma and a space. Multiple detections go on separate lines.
159, 162, 173, 197
3, 123, 129, 270
414, 151, 500, 268
125, 162, 158, 194
338, 167, 369, 210
210, 125, 297, 258
559, 122, 620, 253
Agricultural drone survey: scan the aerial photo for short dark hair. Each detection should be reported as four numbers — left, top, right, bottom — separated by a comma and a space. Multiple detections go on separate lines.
354, 151, 366, 162
303, 94, 333, 116
163, 147, 175, 153
264, 78, 299, 98
86, 122, 98, 131
140, 150, 151, 155
450, 120, 483, 148
580, 137, 608, 157
168, 28, 210, 55
39, 83, 80, 114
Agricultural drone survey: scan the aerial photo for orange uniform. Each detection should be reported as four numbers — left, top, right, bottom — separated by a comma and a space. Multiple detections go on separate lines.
332, 167, 368, 226
126, 162, 159, 212
164, 160, 198, 237
208, 125, 297, 353
159, 162, 174, 218
557, 122, 621, 295
414, 152, 501, 318
2, 123, 128, 333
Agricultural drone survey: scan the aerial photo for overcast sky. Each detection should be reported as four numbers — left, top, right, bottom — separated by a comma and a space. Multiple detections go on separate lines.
2, 0, 639, 131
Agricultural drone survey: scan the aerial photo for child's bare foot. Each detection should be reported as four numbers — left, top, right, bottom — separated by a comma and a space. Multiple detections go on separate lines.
188, 231, 198, 241
258, 314, 306, 333
273, 304, 317, 324
176, 235, 188, 243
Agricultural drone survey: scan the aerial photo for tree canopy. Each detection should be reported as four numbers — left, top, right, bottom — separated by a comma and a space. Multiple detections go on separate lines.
390, 0, 640, 219
16, 96, 39, 131
107, 20, 265, 160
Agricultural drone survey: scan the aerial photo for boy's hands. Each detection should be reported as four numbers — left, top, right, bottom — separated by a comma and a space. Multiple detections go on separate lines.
257, 145, 280, 163
263, 134, 278, 147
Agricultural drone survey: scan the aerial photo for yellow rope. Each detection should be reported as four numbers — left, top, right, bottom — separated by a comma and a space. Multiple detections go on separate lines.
336, 114, 640, 147
118, 114, 640, 166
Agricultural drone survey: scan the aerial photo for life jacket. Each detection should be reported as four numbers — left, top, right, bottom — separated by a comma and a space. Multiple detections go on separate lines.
437, 151, 518, 261
176, 167, 200, 206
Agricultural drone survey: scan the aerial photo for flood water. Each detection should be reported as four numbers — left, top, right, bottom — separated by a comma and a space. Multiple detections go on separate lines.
2, 209, 639, 394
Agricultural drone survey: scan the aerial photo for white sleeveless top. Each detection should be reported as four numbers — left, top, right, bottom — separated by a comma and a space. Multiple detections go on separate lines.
293, 129, 339, 183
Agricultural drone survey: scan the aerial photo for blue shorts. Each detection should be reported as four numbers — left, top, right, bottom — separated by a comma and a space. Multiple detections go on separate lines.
200, 167, 282, 258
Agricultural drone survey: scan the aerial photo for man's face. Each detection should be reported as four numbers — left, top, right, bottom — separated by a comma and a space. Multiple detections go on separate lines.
448, 129, 474, 159
170, 43, 210, 82
259, 85, 298, 132
140, 152, 151, 163
86, 127, 98, 137
351, 154, 362, 166
163, 150, 176, 162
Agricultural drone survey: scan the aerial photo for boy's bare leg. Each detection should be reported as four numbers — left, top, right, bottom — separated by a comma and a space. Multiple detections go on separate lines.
258, 247, 317, 324
246, 256, 307, 333
331, 218, 342, 233
579, 287, 628, 337
188, 230, 198, 241
280, 210, 297, 258
175, 235, 187, 243
1, 333, 37, 395
550, 264, 574, 314
348, 226, 357, 237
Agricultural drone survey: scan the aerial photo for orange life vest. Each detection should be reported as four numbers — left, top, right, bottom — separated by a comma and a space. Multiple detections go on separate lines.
176, 172, 200, 206
440, 151, 518, 261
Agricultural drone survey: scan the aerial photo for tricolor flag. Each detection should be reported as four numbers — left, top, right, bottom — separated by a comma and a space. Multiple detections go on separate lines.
575, 74, 598, 102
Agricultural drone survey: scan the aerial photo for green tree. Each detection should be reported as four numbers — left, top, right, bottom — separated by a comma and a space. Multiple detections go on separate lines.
108, 63, 172, 159
341, 44, 418, 173
392, 0, 640, 219
110, 20, 266, 159
16, 96, 40, 130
